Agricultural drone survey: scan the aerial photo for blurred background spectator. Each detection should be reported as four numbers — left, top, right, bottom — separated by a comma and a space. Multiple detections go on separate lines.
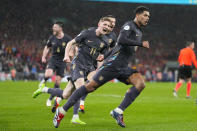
1, 0, 197, 81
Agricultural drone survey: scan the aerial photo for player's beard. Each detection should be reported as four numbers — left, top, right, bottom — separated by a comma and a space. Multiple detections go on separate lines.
54, 31, 60, 36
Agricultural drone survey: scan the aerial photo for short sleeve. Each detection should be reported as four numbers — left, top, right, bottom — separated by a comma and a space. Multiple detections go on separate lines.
75, 30, 89, 44
46, 35, 53, 47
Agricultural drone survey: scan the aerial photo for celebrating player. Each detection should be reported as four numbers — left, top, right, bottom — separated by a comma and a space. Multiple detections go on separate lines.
53, 6, 150, 128
79, 15, 117, 113
173, 41, 197, 98
38, 21, 71, 106
33, 17, 111, 124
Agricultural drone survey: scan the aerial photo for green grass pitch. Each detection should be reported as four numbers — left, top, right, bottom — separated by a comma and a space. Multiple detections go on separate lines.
1, 81, 197, 131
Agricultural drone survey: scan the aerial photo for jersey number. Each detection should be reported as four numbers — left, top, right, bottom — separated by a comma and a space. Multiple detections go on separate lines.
90, 48, 97, 55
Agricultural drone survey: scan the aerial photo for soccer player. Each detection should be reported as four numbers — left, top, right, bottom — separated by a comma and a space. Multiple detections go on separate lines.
39, 21, 71, 106
33, 17, 111, 124
173, 41, 197, 98
53, 6, 150, 128
79, 15, 117, 113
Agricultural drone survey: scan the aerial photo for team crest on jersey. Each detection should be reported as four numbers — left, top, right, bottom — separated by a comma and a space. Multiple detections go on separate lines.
57, 47, 60, 53
124, 25, 130, 30
108, 39, 113, 44
79, 71, 84, 75
52, 42, 55, 45
99, 76, 104, 81
100, 42, 104, 48
62, 42, 66, 47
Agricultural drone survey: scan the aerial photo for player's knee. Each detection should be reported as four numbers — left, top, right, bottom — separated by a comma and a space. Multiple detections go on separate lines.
129, 73, 145, 91
85, 80, 99, 92
45, 70, 53, 77
75, 78, 85, 89
62, 94, 69, 99
136, 80, 145, 90
62, 92, 71, 99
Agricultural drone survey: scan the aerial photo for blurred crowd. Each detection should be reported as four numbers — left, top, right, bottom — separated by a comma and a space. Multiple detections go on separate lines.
1, 0, 197, 81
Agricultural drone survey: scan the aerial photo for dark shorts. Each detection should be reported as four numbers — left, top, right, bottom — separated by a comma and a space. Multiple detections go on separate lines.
93, 64, 138, 86
70, 63, 95, 82
178, 65, 192, 79
47, 58, 67, 77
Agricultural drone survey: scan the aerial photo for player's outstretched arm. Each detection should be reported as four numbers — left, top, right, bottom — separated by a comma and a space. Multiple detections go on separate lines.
118, 31, 142, 47
64, 39, 76, 63
42, 46, 50, 63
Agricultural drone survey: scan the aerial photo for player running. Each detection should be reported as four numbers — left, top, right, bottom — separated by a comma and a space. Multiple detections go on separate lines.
33, 17, 112, 124
173, 41, 197, 98
38, 22, 71, 106
53, 6, 150, 128
79, 15, 117, 113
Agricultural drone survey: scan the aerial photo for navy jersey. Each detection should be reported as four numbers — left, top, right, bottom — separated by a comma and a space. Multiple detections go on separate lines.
73, 29, 108, 70
46, 34, 72, 60
88, 27, 117, 49
105, 31, 117, 49
104, 20, 143, 67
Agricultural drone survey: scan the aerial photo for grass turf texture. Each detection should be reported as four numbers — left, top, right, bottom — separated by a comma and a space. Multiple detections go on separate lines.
0, 81, 197, 131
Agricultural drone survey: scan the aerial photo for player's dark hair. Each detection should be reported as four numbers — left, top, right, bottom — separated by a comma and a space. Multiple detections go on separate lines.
134, 6, 149, 15
186, 41, 194, 47
54, 21, 64, 28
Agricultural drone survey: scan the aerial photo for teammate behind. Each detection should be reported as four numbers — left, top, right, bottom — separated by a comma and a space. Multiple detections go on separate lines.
173, 41, 197, 98
38, 22, 71, 106
53, 6, 150, 128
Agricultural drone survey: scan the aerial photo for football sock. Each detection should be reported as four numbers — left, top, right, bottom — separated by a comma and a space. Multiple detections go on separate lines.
42, 87, 49, 93
63, 85, 88, 112
81, 94, 87, 101
114, 107, 123, 114
80, 94, 88, 105
56, 97, 62, 103
73, 100, 80, 115
49, 95, 53, 100
72, 114, 79, 119
48, 84, 60, 100
186, 82, 191, 96
59, 107, 66, 115
80, 100, 85, 106
48, 88, 63, 98
175, 82, 182, 92
118, 86, 140, 111
54, 83, 60, 88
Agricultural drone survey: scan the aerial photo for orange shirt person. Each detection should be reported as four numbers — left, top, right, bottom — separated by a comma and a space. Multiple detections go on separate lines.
178, 45, 197, 68
173, 41, 197, 98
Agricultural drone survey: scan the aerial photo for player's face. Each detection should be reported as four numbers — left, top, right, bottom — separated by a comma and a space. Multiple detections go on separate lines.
52, 24, 62, 36
98, 20, 111, 35
108, 18, 116, 32
191, 43, 195, 49
137, 11, 150, 26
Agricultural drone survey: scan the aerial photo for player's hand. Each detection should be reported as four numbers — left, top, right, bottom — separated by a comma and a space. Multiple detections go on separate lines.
96, 55, 104, 62
42, 57, 47, 63
63, 56, 71, 63
142, 41, 149, 48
